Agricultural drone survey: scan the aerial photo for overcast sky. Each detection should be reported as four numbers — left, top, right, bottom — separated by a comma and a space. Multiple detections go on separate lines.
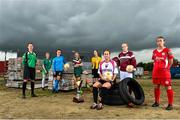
0, 0, 180, 61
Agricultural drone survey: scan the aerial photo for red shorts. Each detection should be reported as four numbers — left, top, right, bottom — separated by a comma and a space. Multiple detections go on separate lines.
152, 78, 172, 86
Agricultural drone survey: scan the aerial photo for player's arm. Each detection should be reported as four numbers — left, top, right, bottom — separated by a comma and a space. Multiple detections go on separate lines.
112, 74, 117, 81
99, 73, 104, 80
167, 49, 174, 68
130, 52, 137, 70
98, 67, 105, 81
42, 60, 47, 73
152, 50, 155, 61
34, 53, 37, 66
112, 62, 118, 81
63, 56, 67, 64
168, 59, 173, 66
22, 53, 26, 65
52, 58, 56, 73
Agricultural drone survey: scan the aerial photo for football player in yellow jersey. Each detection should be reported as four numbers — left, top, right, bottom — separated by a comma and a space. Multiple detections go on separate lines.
91, 50, 102, 83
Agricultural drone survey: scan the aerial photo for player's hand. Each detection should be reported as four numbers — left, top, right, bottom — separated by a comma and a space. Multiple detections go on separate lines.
101, 76, 106, 81
106, 76, 112, 81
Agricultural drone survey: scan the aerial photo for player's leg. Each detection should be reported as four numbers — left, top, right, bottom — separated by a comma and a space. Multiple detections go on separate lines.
90, 81, 102, 109
53, 72, 58, 93
123, 71, 134, 107
30, 68, 37, 97
22, 67, 29, 98
165, 85, 174, 110
22, 79, 28, 98
152, 84, 161, 107
41, 72, 46, 90
52, 75, 56, 92
75, 76, 81, 94
55, 75, 60, 92
96, 82, 112, 110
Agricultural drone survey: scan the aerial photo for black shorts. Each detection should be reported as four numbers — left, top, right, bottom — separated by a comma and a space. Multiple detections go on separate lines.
92, 69, 99, 78
23, 66, 36, 80
53, 71, 63, 77
98, 79, 114, 86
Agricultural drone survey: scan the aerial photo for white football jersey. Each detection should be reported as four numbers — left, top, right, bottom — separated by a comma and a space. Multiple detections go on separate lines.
98, 60, 118, 77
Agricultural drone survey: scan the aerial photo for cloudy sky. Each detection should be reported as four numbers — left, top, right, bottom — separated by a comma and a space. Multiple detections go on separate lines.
0, 0, 180, 62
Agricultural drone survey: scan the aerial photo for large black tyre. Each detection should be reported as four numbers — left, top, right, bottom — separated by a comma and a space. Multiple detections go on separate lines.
108, 83, 120, 95
101, 83, 126, 105
103, 94, 125, 105
119, 77, 145, 105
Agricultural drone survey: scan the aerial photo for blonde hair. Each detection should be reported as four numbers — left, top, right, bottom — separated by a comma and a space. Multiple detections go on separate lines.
122, 42, 128, 46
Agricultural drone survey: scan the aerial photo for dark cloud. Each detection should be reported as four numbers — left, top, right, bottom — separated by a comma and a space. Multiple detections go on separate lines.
0, 0, 179, 58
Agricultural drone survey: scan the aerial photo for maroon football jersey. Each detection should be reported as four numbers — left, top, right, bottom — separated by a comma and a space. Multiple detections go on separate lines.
118, 51, 137, 72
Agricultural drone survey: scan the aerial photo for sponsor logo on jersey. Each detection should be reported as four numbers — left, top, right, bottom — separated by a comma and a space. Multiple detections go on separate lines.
162, 52, 165, 56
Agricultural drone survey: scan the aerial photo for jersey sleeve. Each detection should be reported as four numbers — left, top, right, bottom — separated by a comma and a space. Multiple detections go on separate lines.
152, 50, 156, 60
52, 58, 56, 72
63, 56, 67, 64
34, 53, 37, 64
98, 62, 102, 75
167, 48, 174, 59
113, 61, 119, 74
42, 59, 45, 65
91, 57, 93, 63
130, 52, 137, 68
22, 53, 26, 65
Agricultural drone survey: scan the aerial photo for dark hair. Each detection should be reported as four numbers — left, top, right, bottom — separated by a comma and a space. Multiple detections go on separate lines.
104, 49, 111, 54
56, 49, 61, 52
156, 36, 165, 41
27, 42, 33, 46
45, 52, 50, 54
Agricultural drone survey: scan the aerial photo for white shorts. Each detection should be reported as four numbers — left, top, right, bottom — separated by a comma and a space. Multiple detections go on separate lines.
120, 71, 133, 81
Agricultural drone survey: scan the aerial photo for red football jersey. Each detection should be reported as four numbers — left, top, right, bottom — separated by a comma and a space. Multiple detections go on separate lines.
152, 48, 174, 79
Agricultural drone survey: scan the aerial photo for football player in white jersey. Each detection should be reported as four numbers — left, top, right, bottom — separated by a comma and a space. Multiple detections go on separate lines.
90, 49, 118, 110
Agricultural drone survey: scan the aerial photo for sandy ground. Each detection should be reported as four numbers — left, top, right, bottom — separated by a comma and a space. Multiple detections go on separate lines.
0, 78, 180, 119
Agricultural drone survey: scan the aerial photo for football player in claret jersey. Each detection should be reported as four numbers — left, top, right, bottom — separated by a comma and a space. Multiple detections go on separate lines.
118, 43, 137, 107
152, 36, 174, 110
118, 43, 137, 80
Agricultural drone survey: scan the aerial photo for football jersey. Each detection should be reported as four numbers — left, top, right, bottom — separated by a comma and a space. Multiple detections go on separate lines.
152, 47, 174, 78
98, 60, 118, 77
73, 58, 82, 66
118, 51, 136, 72
91, 56, 102, 69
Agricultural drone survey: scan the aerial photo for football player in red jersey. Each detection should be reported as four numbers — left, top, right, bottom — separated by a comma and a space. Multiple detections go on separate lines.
152, 36, 174, 110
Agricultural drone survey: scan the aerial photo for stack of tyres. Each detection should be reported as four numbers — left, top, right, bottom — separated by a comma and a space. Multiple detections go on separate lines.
102, 78, 145, 106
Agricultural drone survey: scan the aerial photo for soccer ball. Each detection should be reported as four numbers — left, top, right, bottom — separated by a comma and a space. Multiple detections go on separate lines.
126, 65, 134, 73
104, 71, 112, 81
64, 63, 70, 70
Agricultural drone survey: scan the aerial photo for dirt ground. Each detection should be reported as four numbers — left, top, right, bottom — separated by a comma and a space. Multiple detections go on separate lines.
0, 78, 180, 119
